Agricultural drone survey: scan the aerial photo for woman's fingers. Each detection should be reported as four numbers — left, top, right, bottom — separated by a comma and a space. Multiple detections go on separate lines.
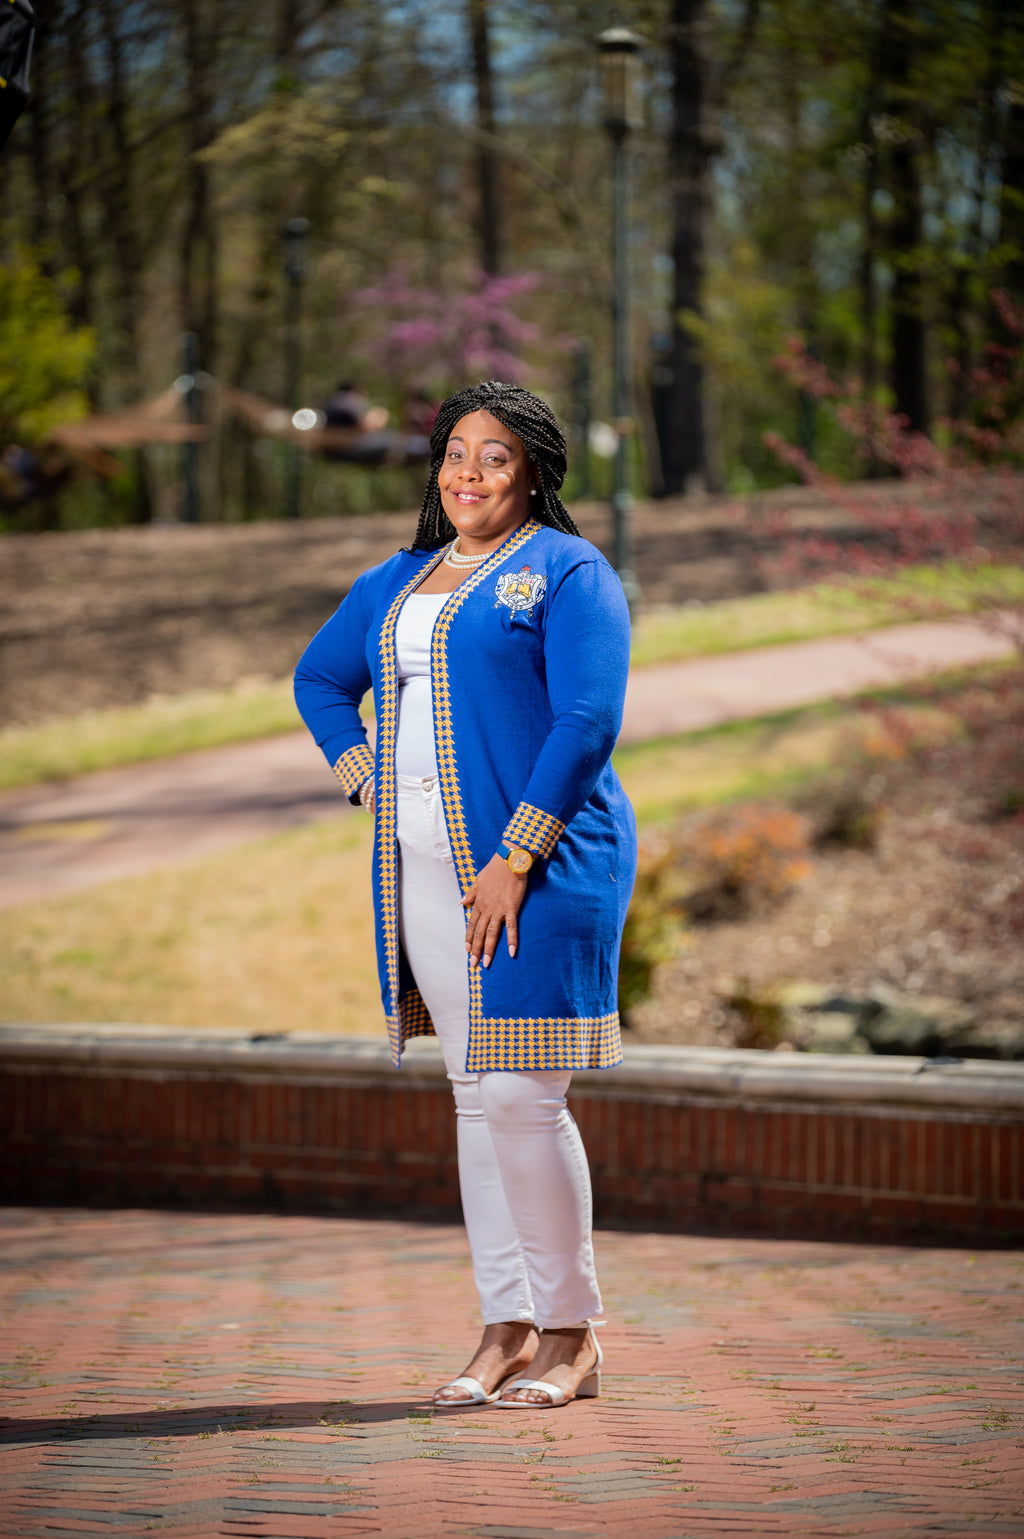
464, 898, 491, 965
469, 912, 503, 968
478, 911, 505, 969
462, 881, 478, 955
462, 857, 526, 967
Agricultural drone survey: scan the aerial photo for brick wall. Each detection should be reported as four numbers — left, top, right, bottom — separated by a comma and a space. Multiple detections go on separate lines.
2, 1028, 1022, 1243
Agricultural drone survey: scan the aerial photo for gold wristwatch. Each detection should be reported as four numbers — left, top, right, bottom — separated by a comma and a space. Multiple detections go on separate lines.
499, 843, 534, 875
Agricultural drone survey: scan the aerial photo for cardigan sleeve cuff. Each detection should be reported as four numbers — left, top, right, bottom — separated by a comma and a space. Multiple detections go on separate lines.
333, 742, 376, 800
501, 801, 566, 860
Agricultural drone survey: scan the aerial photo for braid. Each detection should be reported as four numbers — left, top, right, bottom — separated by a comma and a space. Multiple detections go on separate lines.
410, 381, 581, 551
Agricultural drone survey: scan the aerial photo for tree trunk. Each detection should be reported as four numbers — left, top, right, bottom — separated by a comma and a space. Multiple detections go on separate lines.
466, 0, 502, 276
779, 61, 820, 462
857, 8, 884, 432
948, 0, 1007, 426
882, 0, 929, 437
60, 0, 99, 348
660, 0, 718, 496
225, 0, 305, 519
275, 0, 302, 82
96, 0, 143, 384
889, 145, 928, 435
858, 118, 885, 474
179, 0, 219, 375
992, 88, 1024, 423
97, 0, 153, 519
997, 97, 1024, 309
24, 0, 56, 262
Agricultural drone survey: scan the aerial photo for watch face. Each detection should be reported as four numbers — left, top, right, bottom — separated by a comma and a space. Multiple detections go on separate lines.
507, 847, 533, 874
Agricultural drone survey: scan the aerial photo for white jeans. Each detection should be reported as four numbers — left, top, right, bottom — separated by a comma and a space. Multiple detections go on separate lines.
396, 773, 602, 1329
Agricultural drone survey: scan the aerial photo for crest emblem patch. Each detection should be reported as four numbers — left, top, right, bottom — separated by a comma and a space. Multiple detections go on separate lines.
494, 565, 547, 618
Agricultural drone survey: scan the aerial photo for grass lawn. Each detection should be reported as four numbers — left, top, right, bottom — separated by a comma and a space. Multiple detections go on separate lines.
1, 561, 1018, 793
616, 707, 855, 826
629, 560, 1024, 666
1, 815, 379, 1035
0, 679, 967, 1035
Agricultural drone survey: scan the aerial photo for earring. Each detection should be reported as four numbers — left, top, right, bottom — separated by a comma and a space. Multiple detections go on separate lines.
530, 488, 537, 496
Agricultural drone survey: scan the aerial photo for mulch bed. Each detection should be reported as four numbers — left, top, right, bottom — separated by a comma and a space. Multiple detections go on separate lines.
630, 672, 1024, 1053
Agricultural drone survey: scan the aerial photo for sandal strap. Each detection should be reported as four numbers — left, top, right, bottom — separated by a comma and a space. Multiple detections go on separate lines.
434, 1375, 494, 1404
500, 1377, 567, 1407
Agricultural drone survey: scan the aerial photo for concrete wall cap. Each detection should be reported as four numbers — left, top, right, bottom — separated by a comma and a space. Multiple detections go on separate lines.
1, 1023, 1022, 1112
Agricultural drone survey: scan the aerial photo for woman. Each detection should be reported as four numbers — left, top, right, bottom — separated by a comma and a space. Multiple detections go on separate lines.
294, 381, 636, 1409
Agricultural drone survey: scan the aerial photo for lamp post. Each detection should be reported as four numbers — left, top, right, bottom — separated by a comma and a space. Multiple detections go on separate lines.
598, 26, 643, 614
282, 216, 310, 520
180, 331, 201, 523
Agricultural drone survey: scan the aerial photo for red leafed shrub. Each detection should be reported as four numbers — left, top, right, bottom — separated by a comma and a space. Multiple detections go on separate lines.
618, 803, 813, 1021
673, 802, 812, 923
760, 294, 1024, 657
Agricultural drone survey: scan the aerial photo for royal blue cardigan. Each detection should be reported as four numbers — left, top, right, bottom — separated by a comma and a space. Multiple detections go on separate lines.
293, 518, 637, 1071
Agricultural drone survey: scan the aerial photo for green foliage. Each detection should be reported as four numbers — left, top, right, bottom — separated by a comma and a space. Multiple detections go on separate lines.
3, 0, 1023, 523
0, 252, 95, 445
55, 466, 139, 530
682, 243, 797, 489
618, 834, 684, 1021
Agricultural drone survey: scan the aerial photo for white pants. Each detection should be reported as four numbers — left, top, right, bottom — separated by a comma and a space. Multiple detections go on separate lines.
396, 774, 602, 1328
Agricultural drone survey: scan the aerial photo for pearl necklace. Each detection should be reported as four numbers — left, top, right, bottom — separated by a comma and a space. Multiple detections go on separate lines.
442, 538, 489, 569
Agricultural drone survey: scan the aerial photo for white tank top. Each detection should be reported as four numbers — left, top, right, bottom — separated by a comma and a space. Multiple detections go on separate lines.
394, 591, 449, 778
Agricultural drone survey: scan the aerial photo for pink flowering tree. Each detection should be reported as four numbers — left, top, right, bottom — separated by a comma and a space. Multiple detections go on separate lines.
353, 268, 549, 393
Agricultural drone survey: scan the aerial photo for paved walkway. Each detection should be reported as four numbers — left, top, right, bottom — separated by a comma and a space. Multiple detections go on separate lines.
0, 617, 1012, 910
1, 1208, 1021, 1538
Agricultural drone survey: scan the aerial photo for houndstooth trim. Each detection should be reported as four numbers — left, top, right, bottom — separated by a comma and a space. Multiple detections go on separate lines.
502, 801, 566, 860
333, 742, 376, 796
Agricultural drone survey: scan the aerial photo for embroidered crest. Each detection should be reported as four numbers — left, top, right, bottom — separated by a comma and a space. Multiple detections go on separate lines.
494, 565, 547, 618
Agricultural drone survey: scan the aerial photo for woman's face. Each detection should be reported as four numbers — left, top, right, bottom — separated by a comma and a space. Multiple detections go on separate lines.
438, 409, 538, 550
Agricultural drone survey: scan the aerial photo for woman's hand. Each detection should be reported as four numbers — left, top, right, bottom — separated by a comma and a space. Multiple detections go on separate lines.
462, 855, 528, 968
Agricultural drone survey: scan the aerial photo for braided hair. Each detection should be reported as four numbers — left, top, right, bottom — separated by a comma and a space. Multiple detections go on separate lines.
410, 381, 582, 550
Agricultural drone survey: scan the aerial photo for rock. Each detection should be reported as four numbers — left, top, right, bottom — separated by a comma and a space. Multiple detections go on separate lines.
775, 983, 873, 1053
939, 1018, 1024, 1061
775, 982, 837, 1011
796, 1011, 871, 1054
860, 984, 976, 1057
731, 979, 1024, 1059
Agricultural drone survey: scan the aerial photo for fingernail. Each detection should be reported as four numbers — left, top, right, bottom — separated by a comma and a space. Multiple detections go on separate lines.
482, 956, 490, 968
509, 945, 517, 958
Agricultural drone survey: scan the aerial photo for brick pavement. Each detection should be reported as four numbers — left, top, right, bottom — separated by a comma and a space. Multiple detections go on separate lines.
1, 1209, 1022, 1537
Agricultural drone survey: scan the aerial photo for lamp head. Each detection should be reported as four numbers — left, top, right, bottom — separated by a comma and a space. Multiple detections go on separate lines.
597, 26, 644, 133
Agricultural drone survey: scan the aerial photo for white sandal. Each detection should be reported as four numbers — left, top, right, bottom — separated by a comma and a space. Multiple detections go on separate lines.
496, 1323, 603, 1409
431, 1375, 501, 1408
